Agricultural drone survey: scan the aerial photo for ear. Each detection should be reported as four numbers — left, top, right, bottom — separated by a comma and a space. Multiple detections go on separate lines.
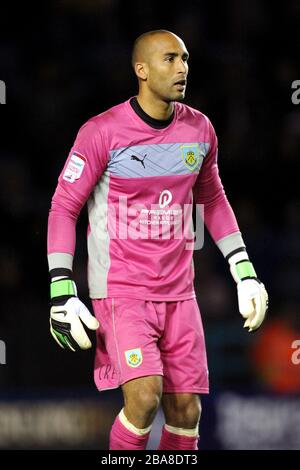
135, 62, 148, 81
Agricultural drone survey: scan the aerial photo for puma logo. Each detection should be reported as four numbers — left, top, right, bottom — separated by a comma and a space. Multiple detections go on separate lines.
131, 154, 147, 168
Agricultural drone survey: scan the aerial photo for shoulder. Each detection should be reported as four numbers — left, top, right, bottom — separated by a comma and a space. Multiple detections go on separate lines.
86, 101, 128, 130
175, 101, 217, 139
73, 101, 128, 148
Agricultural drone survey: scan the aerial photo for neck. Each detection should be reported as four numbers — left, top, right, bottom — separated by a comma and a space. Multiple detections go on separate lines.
136, 89, 174, 120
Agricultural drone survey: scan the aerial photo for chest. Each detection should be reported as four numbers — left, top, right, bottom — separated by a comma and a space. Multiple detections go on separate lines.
107, 142, 210, 178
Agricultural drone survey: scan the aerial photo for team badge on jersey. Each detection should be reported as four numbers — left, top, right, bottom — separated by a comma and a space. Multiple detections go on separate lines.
125, 348, 143, 368
63, 151, 86, 183
181, 144, 201, 172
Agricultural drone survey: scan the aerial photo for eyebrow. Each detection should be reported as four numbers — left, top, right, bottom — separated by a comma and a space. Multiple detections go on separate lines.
163, 51, 189, 59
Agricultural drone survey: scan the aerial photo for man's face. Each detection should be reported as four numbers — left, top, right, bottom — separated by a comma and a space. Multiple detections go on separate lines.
145, 34, 189, 102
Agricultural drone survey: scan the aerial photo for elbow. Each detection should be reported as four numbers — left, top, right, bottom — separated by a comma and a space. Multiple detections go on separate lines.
49, 200, 80, 221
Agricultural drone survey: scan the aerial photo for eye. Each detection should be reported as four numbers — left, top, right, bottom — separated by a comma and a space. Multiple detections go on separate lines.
165, 56, 174, 62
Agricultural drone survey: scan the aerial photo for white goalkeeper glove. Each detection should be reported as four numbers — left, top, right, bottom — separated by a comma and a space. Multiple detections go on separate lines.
50, 276, 99, 351
228, 250, 269, 332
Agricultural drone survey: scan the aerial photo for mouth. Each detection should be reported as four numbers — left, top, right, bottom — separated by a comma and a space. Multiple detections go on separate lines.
173, 79, 187, 91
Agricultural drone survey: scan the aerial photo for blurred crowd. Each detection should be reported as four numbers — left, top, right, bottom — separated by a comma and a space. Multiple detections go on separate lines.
0, 0, 300, 393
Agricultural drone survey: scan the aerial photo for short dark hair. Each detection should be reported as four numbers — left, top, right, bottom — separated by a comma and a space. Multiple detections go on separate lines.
131, 29, 173, 69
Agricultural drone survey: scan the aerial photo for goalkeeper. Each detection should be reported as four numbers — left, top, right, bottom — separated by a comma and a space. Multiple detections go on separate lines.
47, 29, 268, 450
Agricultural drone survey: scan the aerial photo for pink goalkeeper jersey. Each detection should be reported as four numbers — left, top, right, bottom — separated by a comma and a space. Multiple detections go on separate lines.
48, 98, 239, 300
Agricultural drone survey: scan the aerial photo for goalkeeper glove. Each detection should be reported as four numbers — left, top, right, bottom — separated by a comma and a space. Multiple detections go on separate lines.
50, 272, 99, 351
228, 250, 269, 332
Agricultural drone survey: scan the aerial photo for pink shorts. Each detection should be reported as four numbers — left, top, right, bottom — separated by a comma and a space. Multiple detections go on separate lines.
92, 297, 209, 394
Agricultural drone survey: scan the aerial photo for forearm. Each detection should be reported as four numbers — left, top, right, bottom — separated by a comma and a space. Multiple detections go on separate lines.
47, 186, 82, 271
201, 182, 258, 282
202, 193, 240, 243
48, 210, 76, 258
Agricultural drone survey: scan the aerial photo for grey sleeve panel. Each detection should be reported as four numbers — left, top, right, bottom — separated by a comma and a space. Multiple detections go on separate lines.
48, 253, 74, 271
215, 232, 246, 258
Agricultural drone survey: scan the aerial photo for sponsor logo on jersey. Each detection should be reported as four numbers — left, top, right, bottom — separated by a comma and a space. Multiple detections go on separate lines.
125, 348, 143, 368
159, 190, 172, 208
181, 144, 200, 171
63, 151, 86, 183
131, 154, 147, 168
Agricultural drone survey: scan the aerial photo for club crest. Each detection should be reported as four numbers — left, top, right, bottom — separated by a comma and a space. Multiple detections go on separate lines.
125, 348, 143, 368
181, 144, 201, 171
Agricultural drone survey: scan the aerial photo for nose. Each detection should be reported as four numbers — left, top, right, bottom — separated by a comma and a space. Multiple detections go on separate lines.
177, 58, 188, 74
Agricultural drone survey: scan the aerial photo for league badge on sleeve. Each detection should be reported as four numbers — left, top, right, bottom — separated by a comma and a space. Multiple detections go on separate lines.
63, 151, 86, 183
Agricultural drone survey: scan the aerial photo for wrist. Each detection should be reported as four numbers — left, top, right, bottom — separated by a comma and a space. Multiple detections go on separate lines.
227, 249, 257, 283
50, 267, 73, 281
50, 275, 77, 306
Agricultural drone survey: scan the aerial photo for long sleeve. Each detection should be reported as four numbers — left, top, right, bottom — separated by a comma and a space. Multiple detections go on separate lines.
193, 120, 240, 243
47, 119, 108, 269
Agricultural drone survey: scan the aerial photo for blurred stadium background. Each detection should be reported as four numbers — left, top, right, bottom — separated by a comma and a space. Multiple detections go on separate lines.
0, 0, 300, 450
